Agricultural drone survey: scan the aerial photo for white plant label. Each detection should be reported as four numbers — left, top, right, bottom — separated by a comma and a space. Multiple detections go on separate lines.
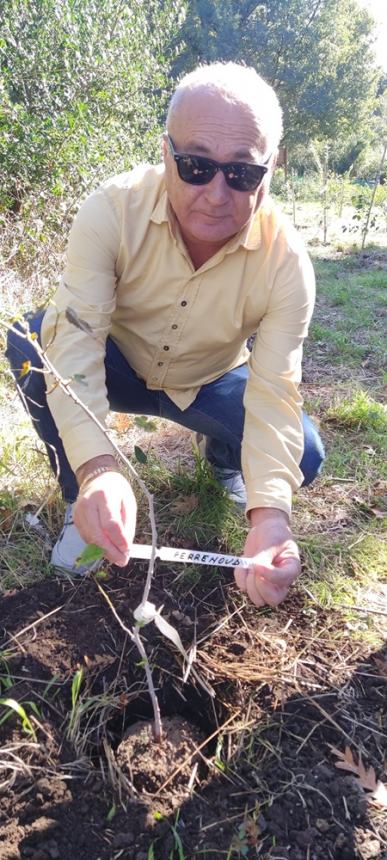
130, 544, 252, 568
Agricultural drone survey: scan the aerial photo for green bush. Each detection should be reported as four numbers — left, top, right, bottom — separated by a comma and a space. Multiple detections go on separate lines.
0, 0, 184, 272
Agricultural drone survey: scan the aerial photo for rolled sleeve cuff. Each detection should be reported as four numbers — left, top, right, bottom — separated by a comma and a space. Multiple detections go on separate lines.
245, 479, 294, 519
60, 423, 116, 473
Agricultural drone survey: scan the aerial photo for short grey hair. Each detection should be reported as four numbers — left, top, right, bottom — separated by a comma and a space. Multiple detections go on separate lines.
167, 62, 283, 155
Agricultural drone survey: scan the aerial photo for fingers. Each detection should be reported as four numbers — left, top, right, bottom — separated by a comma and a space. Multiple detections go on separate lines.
234, 551, 301, 608
234, 567, 248, 592
75, 497, 129, 566
73, 473, 137, 566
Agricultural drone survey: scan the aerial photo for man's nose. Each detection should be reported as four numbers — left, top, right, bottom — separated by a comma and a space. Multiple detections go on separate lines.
203, 169, 231, 203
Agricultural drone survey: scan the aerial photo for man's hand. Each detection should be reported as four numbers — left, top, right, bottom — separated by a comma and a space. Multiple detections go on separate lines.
73, 471, 137, 567
234, 508, 300, 607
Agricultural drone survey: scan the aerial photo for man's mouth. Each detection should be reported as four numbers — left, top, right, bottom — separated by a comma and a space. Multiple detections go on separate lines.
196, 210, 232, 219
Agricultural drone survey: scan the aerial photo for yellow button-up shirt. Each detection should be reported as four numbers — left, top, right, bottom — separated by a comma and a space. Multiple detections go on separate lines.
41, 164, 315, 516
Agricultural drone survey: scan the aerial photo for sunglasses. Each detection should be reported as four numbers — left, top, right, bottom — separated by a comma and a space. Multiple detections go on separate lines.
167, 134, 269, 192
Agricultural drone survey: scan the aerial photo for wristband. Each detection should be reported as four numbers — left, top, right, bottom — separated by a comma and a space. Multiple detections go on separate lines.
78, 466, 119, 495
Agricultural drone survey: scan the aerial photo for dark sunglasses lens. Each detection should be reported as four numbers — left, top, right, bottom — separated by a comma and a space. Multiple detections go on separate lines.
175, 152, 267, 191
226, 164, 266, 191
176, 155, 216, 185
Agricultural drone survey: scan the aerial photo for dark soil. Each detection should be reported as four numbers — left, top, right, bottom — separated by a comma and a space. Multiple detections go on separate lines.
116, 717, 206, 796
0, 565, 386, 860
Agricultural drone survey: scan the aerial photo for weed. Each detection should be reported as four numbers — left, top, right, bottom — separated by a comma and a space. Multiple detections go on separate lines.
0, 697, 40, 738
168, 811, 186, 860
147, 811, 187, 860
0, 652, 14, 693
67, 668, 84, 739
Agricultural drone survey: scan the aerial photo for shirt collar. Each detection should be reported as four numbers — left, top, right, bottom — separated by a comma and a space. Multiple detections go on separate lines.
150, 186, 170, 226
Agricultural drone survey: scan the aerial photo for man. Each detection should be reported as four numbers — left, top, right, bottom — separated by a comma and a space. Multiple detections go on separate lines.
6, 62, 324, 608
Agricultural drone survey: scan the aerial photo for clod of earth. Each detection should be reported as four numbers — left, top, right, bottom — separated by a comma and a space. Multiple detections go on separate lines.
116, 715, 206, 798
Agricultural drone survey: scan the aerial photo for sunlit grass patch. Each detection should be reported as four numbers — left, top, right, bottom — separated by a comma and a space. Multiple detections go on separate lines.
0, 425, 59, 591
0, 533, 53, 592
323, 442, 386, 484
302, 567, 358, 609
300, 531, 346, 575
299, 530, 387, 647
309, 322, 367, 363
0, 424, 56, 501
349, 531, 387, 580
307, 254, 386, 374
326, 389, 386, 436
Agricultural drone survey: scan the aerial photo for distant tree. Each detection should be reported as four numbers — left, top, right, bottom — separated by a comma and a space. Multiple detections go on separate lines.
174, 0, 380, 146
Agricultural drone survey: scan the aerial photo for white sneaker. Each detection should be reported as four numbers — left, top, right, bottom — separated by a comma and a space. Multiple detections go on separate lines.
51, 503, 101, 576
193, 433, 247, 509
213, 467, 247, 508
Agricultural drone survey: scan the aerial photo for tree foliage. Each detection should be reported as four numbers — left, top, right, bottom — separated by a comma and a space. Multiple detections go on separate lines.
0, 0, 184, 215
174, 0, 380, 146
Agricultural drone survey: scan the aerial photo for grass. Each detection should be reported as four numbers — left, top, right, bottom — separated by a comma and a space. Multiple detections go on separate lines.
136, 452, 247, 554
307, 255, 386, 373
0, 422, 61, 591
326, 389, 386, 434
294, 246, 387, 629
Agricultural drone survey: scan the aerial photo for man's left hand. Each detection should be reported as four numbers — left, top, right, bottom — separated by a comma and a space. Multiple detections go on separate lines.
234, 508, 300, 607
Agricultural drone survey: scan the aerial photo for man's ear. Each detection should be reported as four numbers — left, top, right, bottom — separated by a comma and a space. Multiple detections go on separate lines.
162, 133, 168, 164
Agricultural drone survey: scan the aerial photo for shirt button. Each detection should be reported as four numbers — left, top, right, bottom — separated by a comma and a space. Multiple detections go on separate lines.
163, 345, 170, 351
157, 361, 164, 367
181, 300, 187, 307
171, 324, 178, 330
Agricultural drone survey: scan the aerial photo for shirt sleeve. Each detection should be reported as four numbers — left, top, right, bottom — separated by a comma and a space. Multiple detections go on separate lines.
41, 187, 120, 472
242, 244, 315, 518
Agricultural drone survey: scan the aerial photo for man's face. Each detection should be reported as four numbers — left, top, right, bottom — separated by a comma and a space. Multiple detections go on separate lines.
163, 89, 273, 254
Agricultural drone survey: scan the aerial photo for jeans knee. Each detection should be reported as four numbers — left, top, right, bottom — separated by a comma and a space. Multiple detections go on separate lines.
6, 320, 46, 402
6, 324, 29, 373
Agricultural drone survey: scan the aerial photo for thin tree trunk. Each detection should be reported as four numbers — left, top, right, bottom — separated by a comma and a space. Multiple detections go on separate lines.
322, 143, 329, 245
290, 168, 296, 227
361, 142, 387, 250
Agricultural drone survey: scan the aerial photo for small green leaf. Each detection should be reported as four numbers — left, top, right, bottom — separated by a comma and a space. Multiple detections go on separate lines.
134, 416, 158, 432
153, 811, 164, 821
76, 543, 105, 566
0, 698, 36, 737
134, 445, 147, 464
25, 700, 41, 718
71, 668, 84, 709
106, 803, 117, 822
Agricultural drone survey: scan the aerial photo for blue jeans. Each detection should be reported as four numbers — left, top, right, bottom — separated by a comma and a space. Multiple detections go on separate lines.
6, 313, 325, 503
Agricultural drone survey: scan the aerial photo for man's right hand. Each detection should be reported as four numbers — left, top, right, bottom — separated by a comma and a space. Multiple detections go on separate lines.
73, 471, 137, 567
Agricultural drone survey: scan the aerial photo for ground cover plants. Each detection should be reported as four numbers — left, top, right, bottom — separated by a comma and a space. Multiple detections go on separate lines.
0, 233, 386, 857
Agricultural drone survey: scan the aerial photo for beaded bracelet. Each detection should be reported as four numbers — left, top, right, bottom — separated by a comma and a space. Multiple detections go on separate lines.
78, 465, 120, 496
